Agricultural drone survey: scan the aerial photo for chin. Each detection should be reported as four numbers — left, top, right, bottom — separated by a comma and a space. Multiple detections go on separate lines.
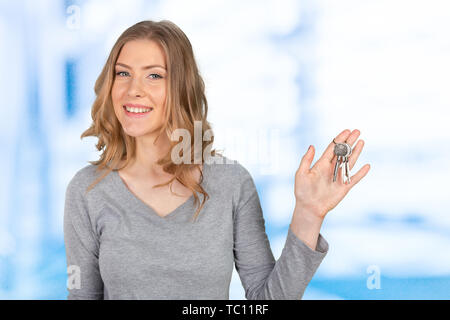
122, 128, 147, 138
122, 126, 159, 139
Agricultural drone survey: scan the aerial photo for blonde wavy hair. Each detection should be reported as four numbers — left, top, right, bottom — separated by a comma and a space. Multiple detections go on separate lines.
80, 20, 221, 222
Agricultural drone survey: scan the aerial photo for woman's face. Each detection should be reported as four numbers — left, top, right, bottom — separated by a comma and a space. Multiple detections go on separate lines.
112, 39, 168, 138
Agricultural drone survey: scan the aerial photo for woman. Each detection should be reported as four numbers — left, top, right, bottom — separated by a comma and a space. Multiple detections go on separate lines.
64, 20, 370, 300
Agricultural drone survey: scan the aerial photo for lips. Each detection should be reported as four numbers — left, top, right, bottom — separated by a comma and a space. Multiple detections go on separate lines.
123, 103, 153, 118
123, 103, 153, 110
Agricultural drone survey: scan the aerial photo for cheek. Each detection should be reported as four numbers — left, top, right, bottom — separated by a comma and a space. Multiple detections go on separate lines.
111, 84, 125, 108
155, 88, 167, 114
111, 85, 118, 103
151, 83, 166, 103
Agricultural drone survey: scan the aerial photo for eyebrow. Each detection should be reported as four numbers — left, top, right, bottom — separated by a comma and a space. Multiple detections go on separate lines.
115, 62, 167, 70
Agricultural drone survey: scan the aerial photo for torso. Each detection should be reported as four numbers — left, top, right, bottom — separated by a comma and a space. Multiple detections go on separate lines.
117, 164, 203, 218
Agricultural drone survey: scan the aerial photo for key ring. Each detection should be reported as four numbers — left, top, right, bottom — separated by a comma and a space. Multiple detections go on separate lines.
331, 138, 352, 184
332, 138, 346, 145
332, 138, 351, 156
331, 138, 347, 159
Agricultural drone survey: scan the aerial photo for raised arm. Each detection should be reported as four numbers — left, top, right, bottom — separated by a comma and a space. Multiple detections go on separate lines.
232, 165, 328, 300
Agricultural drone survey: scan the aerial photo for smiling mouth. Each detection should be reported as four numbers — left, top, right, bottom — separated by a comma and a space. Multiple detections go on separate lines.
123, 105, 153, 113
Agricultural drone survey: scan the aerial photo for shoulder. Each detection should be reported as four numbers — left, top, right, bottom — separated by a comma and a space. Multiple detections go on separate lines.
204, 155, 256, 201
65, 163, 107, 197
206, 155, 259, 214
204, 154, 252, 182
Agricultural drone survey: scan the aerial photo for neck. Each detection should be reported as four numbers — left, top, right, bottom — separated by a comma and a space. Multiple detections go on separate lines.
125, 132, 172, 178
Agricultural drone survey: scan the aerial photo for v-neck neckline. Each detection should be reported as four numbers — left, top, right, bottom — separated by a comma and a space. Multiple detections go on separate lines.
112, 163, 209, 220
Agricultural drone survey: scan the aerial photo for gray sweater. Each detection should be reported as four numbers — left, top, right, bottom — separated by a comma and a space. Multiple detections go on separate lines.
64, 155, 329, 300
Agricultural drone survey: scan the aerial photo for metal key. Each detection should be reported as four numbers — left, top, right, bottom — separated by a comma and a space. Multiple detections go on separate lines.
343, 143, 352, 184
333, 142, 352, 183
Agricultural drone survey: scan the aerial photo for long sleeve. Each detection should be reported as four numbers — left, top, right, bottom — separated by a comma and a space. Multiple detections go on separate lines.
232, 165, 329, 300
63, 175, 104, 300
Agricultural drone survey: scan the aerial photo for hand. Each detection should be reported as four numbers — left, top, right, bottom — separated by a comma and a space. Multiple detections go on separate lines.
294, 129, 371, 219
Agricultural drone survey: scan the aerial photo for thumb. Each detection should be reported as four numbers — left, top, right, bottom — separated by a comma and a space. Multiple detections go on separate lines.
298, 145, 314, 174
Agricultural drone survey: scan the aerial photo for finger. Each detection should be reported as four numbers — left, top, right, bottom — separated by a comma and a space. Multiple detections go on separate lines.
346, 164, 371, 188
345, 129, 361, 149
298, 145, 315, 174
321, 129, 352, 164
348, 139, 364, 171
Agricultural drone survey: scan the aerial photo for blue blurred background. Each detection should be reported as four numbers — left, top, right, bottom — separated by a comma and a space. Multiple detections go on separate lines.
1, 0, 449, 299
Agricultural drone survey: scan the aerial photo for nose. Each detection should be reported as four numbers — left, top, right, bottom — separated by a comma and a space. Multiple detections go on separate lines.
127, 77, 146, 97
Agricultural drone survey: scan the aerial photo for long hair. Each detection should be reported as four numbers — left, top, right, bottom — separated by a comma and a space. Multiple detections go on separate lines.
80, 20, 221, 222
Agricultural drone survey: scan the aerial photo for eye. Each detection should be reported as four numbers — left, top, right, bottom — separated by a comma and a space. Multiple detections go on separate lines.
115, 71, 162, 79
148, 73, 163, 79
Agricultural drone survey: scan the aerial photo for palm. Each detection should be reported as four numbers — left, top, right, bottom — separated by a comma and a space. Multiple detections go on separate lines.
294, 129, 371, 218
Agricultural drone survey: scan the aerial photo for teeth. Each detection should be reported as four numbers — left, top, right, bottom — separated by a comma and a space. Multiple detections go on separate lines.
125, 106, 152, 113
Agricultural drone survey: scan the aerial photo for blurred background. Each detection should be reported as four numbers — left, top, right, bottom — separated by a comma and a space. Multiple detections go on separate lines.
1, 0, 449, 299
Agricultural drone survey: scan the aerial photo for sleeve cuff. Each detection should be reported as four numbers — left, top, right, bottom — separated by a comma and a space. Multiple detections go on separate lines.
286, 226, 329, 257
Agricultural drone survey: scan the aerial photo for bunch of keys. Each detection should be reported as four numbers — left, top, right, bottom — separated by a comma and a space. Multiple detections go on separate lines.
333, 142, 352, 184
